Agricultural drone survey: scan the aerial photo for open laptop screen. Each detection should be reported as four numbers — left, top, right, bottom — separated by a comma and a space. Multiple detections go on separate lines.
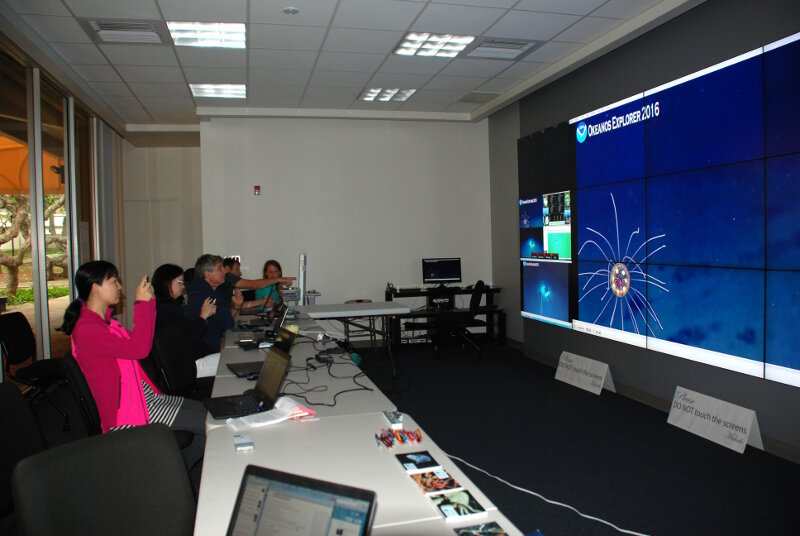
227, 465, 376, 536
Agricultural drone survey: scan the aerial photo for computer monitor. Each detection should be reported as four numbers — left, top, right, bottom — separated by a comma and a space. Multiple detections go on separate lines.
422, 258, 462, 284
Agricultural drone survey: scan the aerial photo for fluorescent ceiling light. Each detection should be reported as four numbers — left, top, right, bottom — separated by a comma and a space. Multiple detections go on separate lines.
190, 84, 246, 99
168, 22, 245, 48
395, 33, 474, 58
360, 88, 416, 102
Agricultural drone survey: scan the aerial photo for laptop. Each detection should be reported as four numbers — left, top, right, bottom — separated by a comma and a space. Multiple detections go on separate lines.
203, 347, 291, 419
226, 465, 376, 536
238, 302, 288, 332
228, 327, 296, 378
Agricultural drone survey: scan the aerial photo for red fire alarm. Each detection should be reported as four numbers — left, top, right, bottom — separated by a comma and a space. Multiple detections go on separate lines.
254, 185, 261, 196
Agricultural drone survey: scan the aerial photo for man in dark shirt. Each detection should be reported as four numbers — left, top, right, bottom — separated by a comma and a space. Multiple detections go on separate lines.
186, 254, 244, 357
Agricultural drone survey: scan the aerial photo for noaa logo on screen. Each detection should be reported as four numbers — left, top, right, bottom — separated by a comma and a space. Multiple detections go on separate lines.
575, 121, 588, 143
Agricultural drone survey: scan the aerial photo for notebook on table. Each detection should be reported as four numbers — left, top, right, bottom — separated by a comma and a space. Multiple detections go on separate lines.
226, 465, 376, 536
227, 327, 296, 378
203, 347, 291, 419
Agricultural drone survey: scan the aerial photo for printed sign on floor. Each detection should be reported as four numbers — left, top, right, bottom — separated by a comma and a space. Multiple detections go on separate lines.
667, 386, 763, 454
555, 351, 616, 395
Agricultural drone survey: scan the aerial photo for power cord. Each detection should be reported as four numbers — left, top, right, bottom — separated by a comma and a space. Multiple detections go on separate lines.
442, 451, 651, 536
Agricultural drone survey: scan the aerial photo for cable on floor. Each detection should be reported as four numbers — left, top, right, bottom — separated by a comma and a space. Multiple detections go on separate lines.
442, 451, 651, 536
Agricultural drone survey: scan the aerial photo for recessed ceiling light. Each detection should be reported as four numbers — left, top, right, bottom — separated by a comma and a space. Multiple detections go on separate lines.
394, 33, 475, 58
190, 84, 246, 99
283, 6, 300, 15
168, 22, 245, 48
360, 88, 416, 102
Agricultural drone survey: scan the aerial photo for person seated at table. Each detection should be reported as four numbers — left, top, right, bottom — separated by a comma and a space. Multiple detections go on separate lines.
186, 254, 242, 357
219, 256, 295, 309
60, 260, 206, 481
151, 264, 220, 379
255, 259, 285, 309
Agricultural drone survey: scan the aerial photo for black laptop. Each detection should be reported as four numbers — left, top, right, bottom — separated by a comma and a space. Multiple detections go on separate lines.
226, 465, 376, 536
227, 327, 296, 378
203, 347, 291, 419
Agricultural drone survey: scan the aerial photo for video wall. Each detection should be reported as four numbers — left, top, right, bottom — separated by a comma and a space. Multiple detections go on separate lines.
519, 31, 800, 388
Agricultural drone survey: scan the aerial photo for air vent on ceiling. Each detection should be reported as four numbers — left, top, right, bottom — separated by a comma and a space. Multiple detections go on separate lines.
465, 38, 540, 60
459, 92, 500, 104
88, 20, 163, 44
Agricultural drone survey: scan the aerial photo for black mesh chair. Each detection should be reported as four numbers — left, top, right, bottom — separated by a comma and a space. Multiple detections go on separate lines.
149, 325, 213, 400
405, 280, 486, 357
12, 424, 196, 536
0, 383, 46, 532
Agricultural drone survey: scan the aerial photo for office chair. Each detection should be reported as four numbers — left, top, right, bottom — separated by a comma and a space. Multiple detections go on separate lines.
12, 424, 196, 536
149, 325, 212, 400
405, 280, 486, 357
0, 312, 68, 429
0, 383, 46, 532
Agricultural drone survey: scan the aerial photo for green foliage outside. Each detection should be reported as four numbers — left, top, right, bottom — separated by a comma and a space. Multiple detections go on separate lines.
6, 286, 70, 306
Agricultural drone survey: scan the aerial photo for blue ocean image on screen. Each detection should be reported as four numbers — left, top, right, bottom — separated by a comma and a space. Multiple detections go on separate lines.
575, 98, 645, 188
766, 271, 800, 370
520, 228, 544, 257
766, 153, 800, 270
647, 265, 764, 361
644, 54, 764, 177
576, 181, 646, 263
647, 161, 765, 269
522, 261, 569, 323
765, 35, 800, 157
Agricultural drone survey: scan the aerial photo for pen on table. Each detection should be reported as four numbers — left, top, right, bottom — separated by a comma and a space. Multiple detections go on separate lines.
374, 434, 383, 449
257, 401, 264, 411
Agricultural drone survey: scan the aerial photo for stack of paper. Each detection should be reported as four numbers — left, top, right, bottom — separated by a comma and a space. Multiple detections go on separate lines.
225, 396, 316, 431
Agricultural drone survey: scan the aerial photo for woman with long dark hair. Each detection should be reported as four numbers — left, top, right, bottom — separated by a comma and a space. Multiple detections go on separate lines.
61, 261, 206, 477
255, 259, 284, 309
151, 263, 215, 347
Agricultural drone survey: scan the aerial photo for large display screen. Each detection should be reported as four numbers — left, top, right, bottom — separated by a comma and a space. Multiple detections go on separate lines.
519, 31, 800, 388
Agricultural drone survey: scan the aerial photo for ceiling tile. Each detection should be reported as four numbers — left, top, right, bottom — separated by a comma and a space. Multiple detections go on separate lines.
378, 55, 451, 75
128, 82, 191, 97
101, 95, 142, 108
182, 67, 246, 84
423, 75, 486, 91
309, 70, 373, 88
499, 60, 549, 79
249, 49, 318, 70
351, 99, 403, 111
157, 0, 247, 23
333, 0, 424, 31
300, 97, 357, 109
593, 0, 664, 19
192, 97, 247, 108
440, 58, 514, 78
63, 0, 161, 19
555, 16, 624, 44
22, 15, 92, 43
445, 101, 480, 113
323, 28, 404, 54
249, 24, 328, 50
247, 85, 305, 100
410, 88, 468, 103
247, 96, 302, 107
398, 100, 449, 112
250, 0, 338, 26
116, 65, 186, 84
175, 47, 246, 68
53, 43, 107, 64
411, 3, 505, 35
487, 10, 581, 41
523, 41, 583, 63
367, 72, 432, 88
476, 77, 521, 92
72, 64, 122, 82
5, 0, 70, 16
138, 96, 195, 108
249, 69, 311, 86
91, 81, 133, 96
303, 86, 361, 101
98, 44, 178, 66
430, 0, 517, 7
514, 0, 607, 16
316, 51, 386, 72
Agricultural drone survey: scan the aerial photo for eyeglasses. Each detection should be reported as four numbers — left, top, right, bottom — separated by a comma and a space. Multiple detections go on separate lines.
176, 280, 185, 286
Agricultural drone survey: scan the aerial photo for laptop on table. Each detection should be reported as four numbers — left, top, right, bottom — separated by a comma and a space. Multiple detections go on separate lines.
203, 347, 291, 419
228, 327, 296, 378
226, 465, 376, 536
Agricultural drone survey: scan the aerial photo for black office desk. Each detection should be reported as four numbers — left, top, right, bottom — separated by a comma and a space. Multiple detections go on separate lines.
384, 286, 505, 348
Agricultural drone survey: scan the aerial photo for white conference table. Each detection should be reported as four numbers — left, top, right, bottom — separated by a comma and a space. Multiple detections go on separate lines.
194, 412, 523, 536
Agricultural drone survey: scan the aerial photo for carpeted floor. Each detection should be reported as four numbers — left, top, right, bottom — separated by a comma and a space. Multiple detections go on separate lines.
358, 341, 800, 536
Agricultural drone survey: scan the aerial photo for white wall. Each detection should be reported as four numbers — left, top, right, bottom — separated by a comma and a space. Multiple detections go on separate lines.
200, 117, 492, 305
121, 142, 202, 323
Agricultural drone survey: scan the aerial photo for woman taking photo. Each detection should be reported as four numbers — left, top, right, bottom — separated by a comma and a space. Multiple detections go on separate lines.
61, 261, 205, 481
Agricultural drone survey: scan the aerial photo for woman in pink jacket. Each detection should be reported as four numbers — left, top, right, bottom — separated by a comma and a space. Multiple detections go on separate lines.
61, 260, 206, 488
